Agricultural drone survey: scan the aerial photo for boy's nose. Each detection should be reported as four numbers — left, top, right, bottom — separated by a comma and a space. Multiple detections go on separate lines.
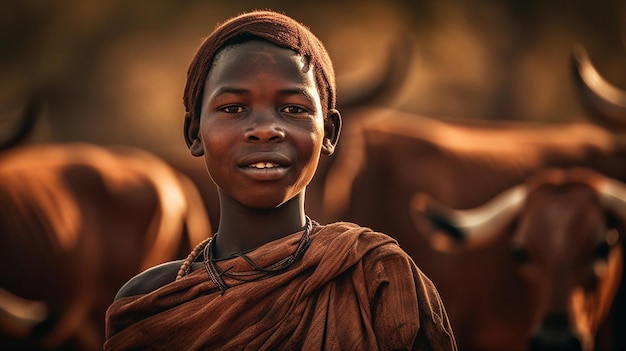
244, 112, 286, 143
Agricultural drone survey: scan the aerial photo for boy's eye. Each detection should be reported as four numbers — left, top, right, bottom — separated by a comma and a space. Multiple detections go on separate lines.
221, 105, 245, 113
281, 106, 307, 114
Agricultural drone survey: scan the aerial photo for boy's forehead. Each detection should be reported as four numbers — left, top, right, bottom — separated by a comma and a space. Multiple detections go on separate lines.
213, 41, 307, 68
208, 41, 311, 83
203, 40, 320, 102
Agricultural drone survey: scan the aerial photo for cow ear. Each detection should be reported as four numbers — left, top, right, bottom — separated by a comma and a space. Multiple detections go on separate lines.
321, 109, 342, 156
184, 112, 204, 157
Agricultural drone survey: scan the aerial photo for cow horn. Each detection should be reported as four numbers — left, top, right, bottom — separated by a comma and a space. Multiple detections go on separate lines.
571, 44, 626, 128
597, 176, 626, 225
411, 185, 527, 251
0, 91, 43, 151
0, 288, 48, 333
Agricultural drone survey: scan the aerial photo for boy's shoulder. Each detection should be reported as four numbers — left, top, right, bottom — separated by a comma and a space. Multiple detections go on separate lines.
319, 221, 393, 239
317, 221, 403, 252
318, 220, 372, 232
114, 259, 184, 301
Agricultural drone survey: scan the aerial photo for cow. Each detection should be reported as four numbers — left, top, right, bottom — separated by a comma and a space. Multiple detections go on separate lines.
0, 143, 212, 350
319, 110, 626, 350
411, 167, 626, 351
321, 107, 626, 223
571, 44, 626, 130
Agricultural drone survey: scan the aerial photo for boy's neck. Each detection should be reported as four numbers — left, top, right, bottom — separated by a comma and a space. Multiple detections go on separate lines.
213, 194, 307, 259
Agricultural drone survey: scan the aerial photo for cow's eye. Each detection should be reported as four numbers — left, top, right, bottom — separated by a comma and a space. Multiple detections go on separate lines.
595, 228, 620, 261
511, 245, 529, 265
594, 241, 610, 261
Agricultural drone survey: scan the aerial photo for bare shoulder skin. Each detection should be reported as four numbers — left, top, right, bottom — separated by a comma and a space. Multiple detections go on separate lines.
114, 260, 185, 300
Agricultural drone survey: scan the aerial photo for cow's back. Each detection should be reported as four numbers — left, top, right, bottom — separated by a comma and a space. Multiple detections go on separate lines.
0, 143, 211, 350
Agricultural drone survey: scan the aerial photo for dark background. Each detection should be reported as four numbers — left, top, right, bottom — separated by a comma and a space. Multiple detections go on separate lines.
2, 0, 625, 161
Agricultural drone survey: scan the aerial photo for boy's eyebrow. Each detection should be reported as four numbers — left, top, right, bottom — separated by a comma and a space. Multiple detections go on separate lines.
211, 86, 317, 102
278, 88, 316, 103
211, 87, 248, 98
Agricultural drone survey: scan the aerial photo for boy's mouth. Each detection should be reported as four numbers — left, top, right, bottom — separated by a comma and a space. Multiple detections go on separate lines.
248, 162, 280, 169
242, 161, 288, 181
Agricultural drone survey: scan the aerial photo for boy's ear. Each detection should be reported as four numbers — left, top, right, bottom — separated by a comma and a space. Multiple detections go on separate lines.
183, 112, 204, 157
321, 109, 342, 156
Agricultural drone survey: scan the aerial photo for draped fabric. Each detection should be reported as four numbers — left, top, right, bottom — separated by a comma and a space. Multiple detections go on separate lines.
104, 222, 457, 350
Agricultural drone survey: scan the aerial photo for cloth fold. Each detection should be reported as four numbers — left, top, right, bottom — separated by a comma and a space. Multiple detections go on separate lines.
104, 222, 457, 350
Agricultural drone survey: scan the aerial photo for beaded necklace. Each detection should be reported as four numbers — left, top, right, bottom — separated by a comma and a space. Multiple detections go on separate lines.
176, 216, 313, 294
176, 237, 211, 281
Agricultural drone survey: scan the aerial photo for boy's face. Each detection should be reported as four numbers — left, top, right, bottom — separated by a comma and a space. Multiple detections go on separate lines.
188, 40, 340, 209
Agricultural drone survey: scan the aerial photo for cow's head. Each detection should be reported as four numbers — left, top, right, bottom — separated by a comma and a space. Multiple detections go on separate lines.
411, 168, 625, 351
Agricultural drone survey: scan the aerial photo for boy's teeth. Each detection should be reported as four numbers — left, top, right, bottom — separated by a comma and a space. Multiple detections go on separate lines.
249, 162, 278, 169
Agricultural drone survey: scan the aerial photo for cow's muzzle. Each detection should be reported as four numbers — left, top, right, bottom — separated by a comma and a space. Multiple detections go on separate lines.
528, 314, 583, 351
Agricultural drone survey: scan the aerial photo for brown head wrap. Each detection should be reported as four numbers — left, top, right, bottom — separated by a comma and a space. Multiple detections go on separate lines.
183, 10, 336, 126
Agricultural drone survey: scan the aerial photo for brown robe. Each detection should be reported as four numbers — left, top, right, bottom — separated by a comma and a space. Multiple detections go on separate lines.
104, 222, 457, 350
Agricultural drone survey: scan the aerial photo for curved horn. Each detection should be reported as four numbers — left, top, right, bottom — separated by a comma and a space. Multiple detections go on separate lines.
0, 92, 43, 151
411, 185, 527, 251
337, 34, 414, 109
571, 44, 626, 128
597, 176, 626, 225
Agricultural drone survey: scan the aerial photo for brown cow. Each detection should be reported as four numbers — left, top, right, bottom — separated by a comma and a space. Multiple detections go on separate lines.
0, 143, 212, 350
320, 110, 626, 350
411, 168, 625, 351
321, 107, 626, 223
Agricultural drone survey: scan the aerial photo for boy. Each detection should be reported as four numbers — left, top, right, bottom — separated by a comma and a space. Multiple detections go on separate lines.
104, 9, 457, 350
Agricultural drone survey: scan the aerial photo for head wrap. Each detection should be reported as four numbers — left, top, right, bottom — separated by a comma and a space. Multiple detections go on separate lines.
183, 10, 336, 125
